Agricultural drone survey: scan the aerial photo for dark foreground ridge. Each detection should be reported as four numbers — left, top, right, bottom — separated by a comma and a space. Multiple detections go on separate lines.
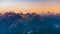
0, 12, 60, 34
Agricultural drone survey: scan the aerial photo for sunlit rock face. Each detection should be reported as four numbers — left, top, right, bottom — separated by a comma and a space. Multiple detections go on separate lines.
0, 12, 60, 34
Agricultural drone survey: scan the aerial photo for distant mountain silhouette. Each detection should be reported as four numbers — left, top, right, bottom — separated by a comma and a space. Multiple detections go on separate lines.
0, 12, 60, 34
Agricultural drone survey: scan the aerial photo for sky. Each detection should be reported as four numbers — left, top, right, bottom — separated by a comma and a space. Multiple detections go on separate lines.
0, 0, 60, 13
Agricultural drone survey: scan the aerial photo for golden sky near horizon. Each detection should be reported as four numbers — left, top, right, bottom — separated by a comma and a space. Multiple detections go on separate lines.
0, 0, 60, 13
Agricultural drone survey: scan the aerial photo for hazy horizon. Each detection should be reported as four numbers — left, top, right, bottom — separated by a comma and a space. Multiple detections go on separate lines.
0, 0, 60, 13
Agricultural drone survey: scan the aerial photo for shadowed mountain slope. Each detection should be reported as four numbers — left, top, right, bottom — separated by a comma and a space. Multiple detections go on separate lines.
0, 12, 60, 34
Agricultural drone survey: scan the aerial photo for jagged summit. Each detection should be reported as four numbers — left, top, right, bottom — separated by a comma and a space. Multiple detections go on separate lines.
0, 11, 60, 34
